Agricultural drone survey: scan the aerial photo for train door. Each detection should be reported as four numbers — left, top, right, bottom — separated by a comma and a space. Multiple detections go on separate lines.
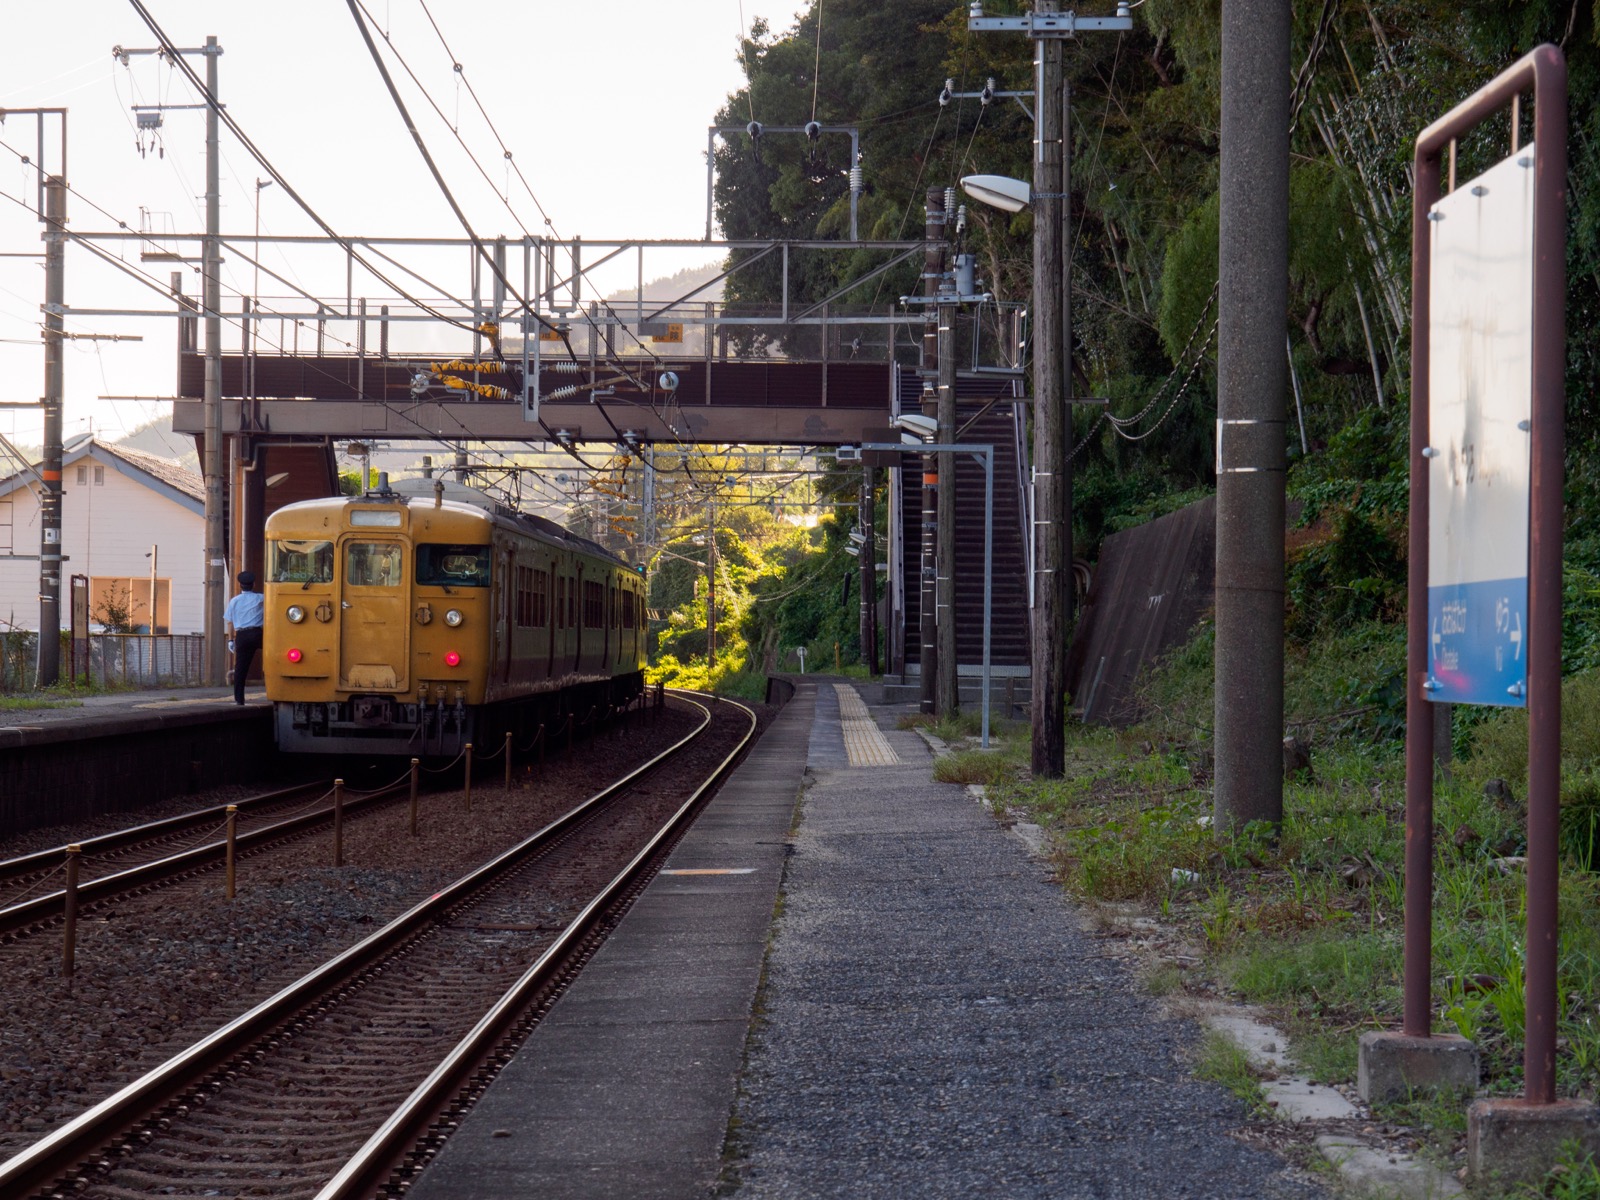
604, 580, 612, 665
498, 544, 514, 684
574, 564, 584, 672
546, 561, 557, 677
337, 536, 409, 691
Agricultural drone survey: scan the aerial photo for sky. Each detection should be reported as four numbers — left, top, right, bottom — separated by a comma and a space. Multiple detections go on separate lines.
0, 0, 811, 454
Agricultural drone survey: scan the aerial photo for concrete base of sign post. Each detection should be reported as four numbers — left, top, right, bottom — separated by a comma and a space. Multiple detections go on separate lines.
1358, 1031, 1479, 1104
1468, 1099, 1600, 1188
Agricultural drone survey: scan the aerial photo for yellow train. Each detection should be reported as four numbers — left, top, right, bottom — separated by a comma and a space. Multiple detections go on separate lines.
263, 478, 645, 755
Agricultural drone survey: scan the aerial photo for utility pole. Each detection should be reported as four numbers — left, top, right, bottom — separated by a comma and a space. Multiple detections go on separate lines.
706, 494, 717, 662
859, 466, 878, 674
37, 175, 66, 687
117, 36, 227, 683
1213, 0, 1289, 831
202, 35, 225, 686
918, 187, 946, 713
967, 0, 1129, 776
1031, 4, 1070, 777
936, 190, 960, 718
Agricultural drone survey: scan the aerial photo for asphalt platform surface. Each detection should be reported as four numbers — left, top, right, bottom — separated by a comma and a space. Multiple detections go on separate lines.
726, 681, 1324, 1199
409, 678, 1323, 1198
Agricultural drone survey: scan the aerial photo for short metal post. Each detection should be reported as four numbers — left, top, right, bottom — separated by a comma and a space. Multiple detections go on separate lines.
504, 730, 513, 790
333, 779, 345, 868
409, 758, 419, 837
225, 805, 238, 899
464, 743, 473, 813
61, 844, 80, 979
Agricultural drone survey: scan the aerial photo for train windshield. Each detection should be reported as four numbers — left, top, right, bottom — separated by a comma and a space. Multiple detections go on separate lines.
346, 542, 404, 587
416, 543, 491, 588
269, 539, 334, 584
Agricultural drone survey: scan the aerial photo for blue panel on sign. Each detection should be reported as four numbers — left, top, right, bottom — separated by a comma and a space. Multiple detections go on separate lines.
1426, 576, 1528, 707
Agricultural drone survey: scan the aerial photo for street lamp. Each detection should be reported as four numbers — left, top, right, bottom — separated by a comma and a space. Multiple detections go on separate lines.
960, 174, 1031, 213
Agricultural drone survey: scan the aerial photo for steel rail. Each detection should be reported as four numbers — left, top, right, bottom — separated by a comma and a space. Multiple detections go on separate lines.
0, 780, 328, 883
0, 781, 405, 938
0, 696, 713, 1199
318, 693, 755, 1199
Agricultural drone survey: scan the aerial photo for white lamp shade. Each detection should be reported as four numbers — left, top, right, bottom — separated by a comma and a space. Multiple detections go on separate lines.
961, 174, 1031, 213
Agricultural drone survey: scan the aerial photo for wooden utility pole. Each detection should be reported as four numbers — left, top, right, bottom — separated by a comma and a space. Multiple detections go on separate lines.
1030, 2, 1070, 778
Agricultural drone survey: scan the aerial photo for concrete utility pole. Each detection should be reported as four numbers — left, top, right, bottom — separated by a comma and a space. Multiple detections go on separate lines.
706, 494, 717, 662
859, 467, 878, 674
918, 188, 947, 713
37, 176, 66, 687
967, 0, 1130, 774
936, 197, 960, 717
1031, 3, 1071, 778
1214, 0, 1289, 831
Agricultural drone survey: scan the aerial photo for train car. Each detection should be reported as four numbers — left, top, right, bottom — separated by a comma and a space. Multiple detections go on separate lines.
262, 477, 645, 754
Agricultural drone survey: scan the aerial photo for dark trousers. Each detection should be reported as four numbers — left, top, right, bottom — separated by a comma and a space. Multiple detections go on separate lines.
234, 626, 263, 705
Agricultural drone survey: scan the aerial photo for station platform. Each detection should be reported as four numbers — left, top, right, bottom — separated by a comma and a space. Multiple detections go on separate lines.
0, 685, 272, 838
0, 683, 266, 739
410, 679, 1323, 1199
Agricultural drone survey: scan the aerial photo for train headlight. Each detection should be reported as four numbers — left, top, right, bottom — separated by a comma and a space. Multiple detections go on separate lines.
444, 609, 464, 627
286, 648, 304, 663
444, 650, 462, 667
286, 605, 307, 624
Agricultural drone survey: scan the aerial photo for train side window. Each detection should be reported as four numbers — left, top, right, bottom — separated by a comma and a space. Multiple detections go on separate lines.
533, 570, 549, 626
515, 565, 533, 627
568, 579, 577, 627
270, 539, 334, 584
346, 542, 402, 587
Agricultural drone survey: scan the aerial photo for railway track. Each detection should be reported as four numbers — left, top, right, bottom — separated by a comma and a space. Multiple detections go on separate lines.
0, 779, 407, 940
0, 691, 755, 1200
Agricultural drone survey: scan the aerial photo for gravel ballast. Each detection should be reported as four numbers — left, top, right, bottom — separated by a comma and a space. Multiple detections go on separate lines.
0, 705, 716, 1158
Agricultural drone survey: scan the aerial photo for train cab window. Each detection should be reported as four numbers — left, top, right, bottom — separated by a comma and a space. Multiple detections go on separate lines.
416, 544, 490, 588
346, 542, 403, 587
270, 539, 334, 585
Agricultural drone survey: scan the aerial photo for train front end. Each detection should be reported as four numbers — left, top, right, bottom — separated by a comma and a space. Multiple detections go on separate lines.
264, 493, 492, 755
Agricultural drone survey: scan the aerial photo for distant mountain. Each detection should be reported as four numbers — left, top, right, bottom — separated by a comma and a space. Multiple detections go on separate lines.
113, 416, 199, 472
604, 260, 725, 305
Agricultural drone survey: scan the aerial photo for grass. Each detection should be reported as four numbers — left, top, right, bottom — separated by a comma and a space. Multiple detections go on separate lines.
931, 749, 1016, 786
0, 693, 83, 710
1191, 1029, 1268, 1113
993, 618, 1600, 1124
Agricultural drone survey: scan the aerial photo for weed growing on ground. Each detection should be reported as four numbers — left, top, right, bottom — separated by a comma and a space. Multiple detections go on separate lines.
1517, 1142, 1600, 1200
1192, 1029, 1268, 1112
932, 750, 1016, 786
0, 695, 81, 711
996, 619, 1600, 1113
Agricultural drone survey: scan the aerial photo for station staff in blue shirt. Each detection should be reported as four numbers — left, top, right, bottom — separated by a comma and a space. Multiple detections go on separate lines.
224, 571, 265, 706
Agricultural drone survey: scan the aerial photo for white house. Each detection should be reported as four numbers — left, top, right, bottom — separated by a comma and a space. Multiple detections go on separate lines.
0, 435, 204, 634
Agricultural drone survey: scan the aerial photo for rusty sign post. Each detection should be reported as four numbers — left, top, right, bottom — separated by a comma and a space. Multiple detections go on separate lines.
1360, 43, 1593, 1186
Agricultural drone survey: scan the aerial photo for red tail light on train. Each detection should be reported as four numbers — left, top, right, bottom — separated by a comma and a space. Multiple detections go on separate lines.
444, 651, 462, 667
286, 648, 304, 663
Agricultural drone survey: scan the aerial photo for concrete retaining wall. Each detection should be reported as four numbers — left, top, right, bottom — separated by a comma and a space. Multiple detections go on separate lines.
0, 709, 275, 838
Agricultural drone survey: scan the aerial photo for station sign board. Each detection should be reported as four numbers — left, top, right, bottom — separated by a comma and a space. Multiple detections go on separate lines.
1426, 146, 1536, 706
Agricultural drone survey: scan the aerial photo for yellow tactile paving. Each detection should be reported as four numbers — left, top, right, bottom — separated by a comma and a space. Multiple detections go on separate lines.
834, 683, 901, 766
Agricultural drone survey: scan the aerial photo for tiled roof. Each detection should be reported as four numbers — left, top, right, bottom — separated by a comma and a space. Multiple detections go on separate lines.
100, 441, 204, 502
